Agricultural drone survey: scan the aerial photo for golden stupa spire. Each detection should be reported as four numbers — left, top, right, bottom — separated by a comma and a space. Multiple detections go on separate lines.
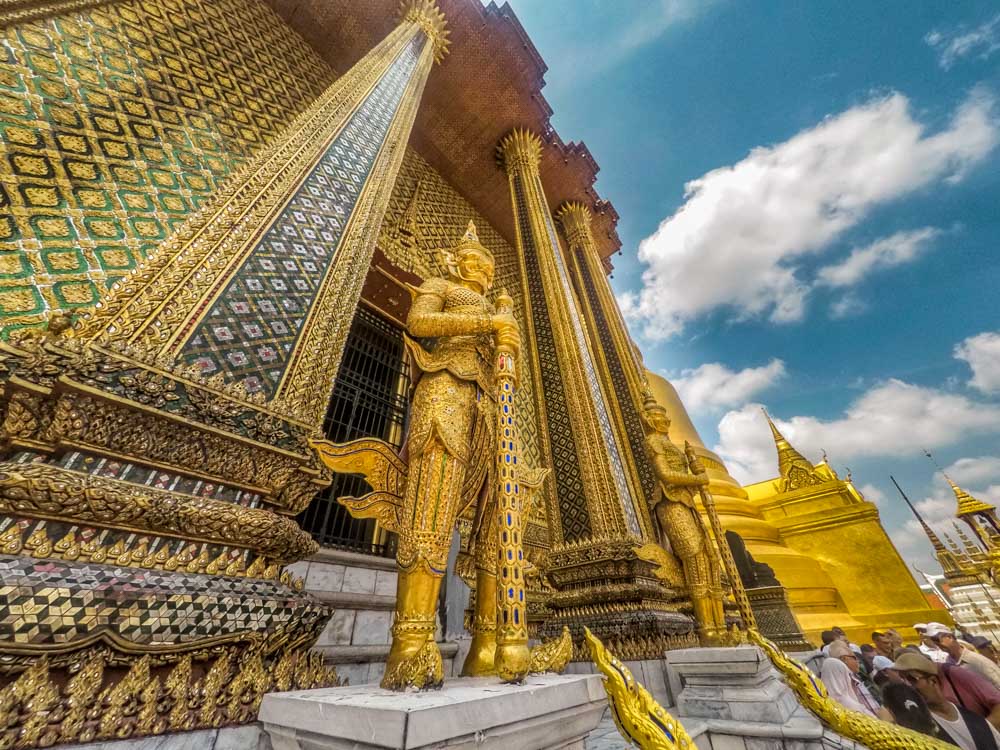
947, 474, 997, 517
893, 476, 948, 555
761, 408, 823, 491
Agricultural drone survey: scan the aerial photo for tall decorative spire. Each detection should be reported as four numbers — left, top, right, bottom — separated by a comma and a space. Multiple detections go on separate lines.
925, 451, 1000, 545
893, 476, 946, 554
762, 408, 824, 491
894, 476, 965, 578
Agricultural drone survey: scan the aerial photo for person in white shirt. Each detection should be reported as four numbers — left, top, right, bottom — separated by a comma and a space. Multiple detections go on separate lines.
893, 651, 1000, 750
928, 624, 1000, 690
820, 641, 887, 719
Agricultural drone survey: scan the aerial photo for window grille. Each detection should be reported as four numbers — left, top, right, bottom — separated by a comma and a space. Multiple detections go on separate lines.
297, 305, 409, 556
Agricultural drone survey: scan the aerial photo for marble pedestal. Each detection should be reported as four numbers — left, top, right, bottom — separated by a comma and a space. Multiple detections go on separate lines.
665, 645, 798, 724
258, 673, 606, 749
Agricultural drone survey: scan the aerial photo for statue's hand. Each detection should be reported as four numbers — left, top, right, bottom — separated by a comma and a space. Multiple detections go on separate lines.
492, 312, 520, 353
496, 326, 521, 355
695, 471, 710, 487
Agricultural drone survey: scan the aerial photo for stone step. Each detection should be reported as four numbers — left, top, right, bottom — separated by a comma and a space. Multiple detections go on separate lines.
316, 641, 460, 665
312, 589, 396, 610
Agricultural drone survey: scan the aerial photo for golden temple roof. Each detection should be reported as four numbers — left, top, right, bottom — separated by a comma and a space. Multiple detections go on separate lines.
946, 475, 997, 517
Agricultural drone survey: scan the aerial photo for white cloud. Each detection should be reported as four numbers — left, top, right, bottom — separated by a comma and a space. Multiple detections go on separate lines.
713, 380, 1000, 484
955, 331, 1000, 393
926, 14, 1000, 69
816, 227, 941, 287
858, 483, 887, 506
943, 456, 1000, 486
828, 292, 868, 319
622, 89, 999, 339
670, 359, 785, 415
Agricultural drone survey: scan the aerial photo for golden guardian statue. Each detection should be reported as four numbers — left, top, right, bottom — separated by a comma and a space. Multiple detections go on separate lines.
642, 396, 727, 645
313, 222, 531, 689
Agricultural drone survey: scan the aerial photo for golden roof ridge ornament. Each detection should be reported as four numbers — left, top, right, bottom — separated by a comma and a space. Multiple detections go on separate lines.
399, 0, 450, 63
761, 407, 824, 491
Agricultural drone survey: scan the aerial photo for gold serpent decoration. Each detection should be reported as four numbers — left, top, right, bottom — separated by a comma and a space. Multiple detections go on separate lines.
588, 627, 953, 750
749, 630, 954, 750
528, 625, 572, 674
585, 627, 694, 750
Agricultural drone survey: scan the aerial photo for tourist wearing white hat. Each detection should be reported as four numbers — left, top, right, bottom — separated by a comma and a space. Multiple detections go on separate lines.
917, 622, 951, 664
928, 623, 1000, 690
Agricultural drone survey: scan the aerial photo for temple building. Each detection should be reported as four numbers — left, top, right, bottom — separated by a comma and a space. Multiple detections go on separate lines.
646, 373, 945, 645
904, 473, 1000, 636
0, 0, 954, 747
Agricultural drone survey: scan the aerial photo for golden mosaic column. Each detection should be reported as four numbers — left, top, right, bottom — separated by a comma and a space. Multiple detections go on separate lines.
498, 131, 698, 659
556, 202, 658, 511
498, 130, 645, 544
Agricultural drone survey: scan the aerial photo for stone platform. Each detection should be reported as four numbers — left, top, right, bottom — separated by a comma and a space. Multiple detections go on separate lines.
259, 673, 606, 749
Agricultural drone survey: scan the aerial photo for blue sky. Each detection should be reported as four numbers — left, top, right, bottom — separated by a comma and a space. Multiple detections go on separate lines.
504, 0, 1000, 574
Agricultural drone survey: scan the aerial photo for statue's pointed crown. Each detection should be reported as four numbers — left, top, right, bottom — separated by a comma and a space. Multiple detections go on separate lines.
454, 220, 493, 261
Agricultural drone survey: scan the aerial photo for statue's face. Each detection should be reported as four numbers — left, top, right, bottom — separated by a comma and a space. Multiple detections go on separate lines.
646, 409, 670, 435
456, 248, 494, 293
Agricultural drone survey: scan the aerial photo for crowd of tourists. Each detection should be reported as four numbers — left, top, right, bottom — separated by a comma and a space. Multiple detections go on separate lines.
818, 623, 1000, 749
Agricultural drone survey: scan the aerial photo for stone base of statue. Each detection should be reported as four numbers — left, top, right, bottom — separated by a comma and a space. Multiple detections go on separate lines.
666, 645, 799, 723
661, 645, 848, 750
258, 673, 606, 749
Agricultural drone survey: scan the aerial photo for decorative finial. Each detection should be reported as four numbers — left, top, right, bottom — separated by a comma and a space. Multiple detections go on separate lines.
497, 128, 543, 174
924, 449, 997, 518
761, 408, 823, 491
399, 0, 450, 63
555, 202, 594, 247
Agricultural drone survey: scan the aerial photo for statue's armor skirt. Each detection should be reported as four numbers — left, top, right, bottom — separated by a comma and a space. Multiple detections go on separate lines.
397, 371, 491, 573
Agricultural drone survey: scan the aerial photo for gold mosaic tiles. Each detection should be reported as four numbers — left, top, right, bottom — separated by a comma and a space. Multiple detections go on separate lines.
0, 0, 334, 334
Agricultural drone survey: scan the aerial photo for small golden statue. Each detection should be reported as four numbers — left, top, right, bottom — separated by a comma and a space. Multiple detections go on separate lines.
641, 396, 727, 645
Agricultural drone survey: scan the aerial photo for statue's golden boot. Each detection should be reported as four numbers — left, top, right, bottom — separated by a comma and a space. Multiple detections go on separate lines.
381, 567, 444, 690
461, 569, 497, 677
692, 596, 726, 646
